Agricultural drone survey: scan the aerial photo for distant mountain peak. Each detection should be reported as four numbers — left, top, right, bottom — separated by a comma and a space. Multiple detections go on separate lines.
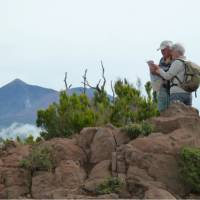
11, 79, 27, 85
0, 79, 28, 90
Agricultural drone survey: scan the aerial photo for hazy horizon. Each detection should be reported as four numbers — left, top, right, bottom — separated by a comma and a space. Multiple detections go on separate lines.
0, 0, 200, 109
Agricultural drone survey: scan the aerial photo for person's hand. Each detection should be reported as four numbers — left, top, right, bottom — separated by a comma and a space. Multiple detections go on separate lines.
147, 60, 154, 66
149, 65, 155, 73
150, 64, 160, 75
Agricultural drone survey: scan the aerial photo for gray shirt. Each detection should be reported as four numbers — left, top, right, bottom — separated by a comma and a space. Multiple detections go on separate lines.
159, 56, 189, 94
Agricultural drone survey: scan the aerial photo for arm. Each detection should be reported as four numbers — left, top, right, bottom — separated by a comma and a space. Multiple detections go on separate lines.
156, 60, 183, 80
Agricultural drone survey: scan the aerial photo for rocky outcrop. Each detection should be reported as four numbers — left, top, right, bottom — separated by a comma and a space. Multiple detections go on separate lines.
149, 103, 199, 134
0, 103, 199, 199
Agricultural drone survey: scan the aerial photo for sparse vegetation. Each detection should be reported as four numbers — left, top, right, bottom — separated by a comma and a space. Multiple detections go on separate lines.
179, 147, 200, 193
20, 145, 56, 172
6, 135, 42, 145
122, 121, 154, 140
95, 177, 123, 195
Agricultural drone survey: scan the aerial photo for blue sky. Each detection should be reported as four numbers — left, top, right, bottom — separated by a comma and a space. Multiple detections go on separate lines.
0, 0, 200, 109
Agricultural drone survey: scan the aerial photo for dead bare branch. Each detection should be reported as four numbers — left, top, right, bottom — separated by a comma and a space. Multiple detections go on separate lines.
111, 80, 115, 103
64, 72, 72, 92
101, 60, 106, 90
81, 61, 107, 94
82, 69, 88, 94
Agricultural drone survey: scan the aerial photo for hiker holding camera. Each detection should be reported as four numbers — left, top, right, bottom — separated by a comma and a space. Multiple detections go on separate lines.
148, 41, 173, 112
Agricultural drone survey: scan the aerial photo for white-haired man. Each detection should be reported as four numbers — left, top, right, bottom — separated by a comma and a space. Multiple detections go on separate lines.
152, 43, 192, 106
148, 40, 173, 112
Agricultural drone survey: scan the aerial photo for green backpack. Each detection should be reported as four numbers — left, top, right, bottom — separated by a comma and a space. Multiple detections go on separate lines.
176, 59, 200, 94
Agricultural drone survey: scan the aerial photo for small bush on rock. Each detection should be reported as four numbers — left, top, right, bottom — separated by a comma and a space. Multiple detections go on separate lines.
95, 177, 123, 195
122, 121, 154, 140
179, 147, 200, 192
20, 146, 56, 172
17, 135, 42, 145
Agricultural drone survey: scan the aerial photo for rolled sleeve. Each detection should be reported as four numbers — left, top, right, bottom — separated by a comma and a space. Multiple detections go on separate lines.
159, 60, 183, 80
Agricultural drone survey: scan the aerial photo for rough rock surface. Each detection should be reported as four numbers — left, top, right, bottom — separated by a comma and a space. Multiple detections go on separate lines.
0, 103, 199, 199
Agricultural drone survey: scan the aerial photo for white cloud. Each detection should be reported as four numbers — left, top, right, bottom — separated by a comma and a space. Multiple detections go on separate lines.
0, 123, 41, 140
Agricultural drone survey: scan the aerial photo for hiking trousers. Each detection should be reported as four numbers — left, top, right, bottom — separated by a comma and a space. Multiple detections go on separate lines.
157, 86, 170, 112
170, 93, 192, 106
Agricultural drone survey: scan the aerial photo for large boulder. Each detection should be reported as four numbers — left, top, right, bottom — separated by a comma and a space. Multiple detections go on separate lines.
84, 160, 111, 193
31, 171, 55, 199
41, 138, 87, 165
76, 127, 98, 151
55, 160, 86, 190
90, 128, 116, 164
77, 125, 130, 165
0, 144, 30, 168
0, 167, 30, 198
32, 160, 86, 199
0, 143, 31, 198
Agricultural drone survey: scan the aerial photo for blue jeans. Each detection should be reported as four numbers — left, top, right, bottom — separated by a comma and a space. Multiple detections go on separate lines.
157, 86, 170, 112
170, 93, 192, 106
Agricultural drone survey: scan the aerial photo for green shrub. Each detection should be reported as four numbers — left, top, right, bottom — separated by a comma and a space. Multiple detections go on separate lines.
23, 135, 35, 145
95, 177, 123, 195
87, 90, 112, 126
16, 135, 42, 145
110, 79, 158, 127
122, 121, 154, 140
20, 146, 56, 172
140, 121, 154, 136
37, 92, 97, 140
35, 137, 43, 143
179, 147, 200, 192
16, 136, 22, 143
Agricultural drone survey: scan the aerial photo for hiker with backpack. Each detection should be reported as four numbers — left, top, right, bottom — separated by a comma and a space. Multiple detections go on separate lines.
151, 43, 200, 106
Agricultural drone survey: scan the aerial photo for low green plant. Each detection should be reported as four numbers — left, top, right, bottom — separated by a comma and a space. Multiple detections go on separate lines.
16, 135, 42, 145
20, 146, 56, 172
122, 121, 154, 140
16, 136, 22, 143
95, 177, 123, 195
179, 147, 200, 193
23, 135, 35, 145
140, 121, 154, 136
35, 137, 43, 143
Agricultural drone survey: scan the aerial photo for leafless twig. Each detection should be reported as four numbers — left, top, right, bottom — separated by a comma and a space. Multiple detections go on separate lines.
111, 80, 115, 103
101, 60, 106, 90
64, 72, 72, 92
82, 69, 88, 94
82, 61, 107, 94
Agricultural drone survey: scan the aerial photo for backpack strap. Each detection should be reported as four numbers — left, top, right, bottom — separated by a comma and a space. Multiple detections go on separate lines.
170, 59, 186, 88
